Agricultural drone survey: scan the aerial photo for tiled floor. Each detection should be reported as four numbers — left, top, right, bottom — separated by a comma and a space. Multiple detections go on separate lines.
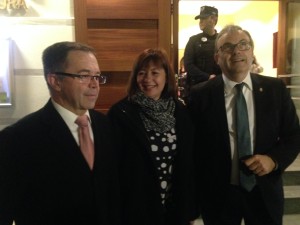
285, 185, 300, 198
287, 154, 300, 171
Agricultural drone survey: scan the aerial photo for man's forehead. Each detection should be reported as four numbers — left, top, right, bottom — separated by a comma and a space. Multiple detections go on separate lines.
219, 31, 249, 43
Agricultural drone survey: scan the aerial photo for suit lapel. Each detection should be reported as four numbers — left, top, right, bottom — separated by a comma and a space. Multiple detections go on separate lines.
89, 110, 105, 171
41, 100, 91, 170
251, 74, 265, 152
213, 77, 232, 153
120, 101, 152, 147
213, 76, 229, 144
214, 77, 227, 125
41, 100, 77, 148
120, 100, 167, 180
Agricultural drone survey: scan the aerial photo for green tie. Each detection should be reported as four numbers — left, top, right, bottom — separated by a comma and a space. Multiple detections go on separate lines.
235, 83, 256, 192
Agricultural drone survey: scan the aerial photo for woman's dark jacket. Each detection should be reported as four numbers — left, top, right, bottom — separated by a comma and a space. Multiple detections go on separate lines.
107, 97, 198, 225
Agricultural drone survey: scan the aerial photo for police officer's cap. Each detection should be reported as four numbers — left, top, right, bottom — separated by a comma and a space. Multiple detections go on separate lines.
195, 6, 218, 20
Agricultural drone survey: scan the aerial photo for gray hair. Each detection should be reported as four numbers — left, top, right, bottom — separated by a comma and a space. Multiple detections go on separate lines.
215, 25, 254, 52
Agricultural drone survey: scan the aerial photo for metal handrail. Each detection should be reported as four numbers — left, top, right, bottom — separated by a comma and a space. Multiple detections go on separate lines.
278, 74, 300, 78
287, 85, 300, 88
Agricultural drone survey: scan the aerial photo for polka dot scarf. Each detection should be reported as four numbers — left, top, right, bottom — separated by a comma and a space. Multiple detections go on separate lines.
131, 92, 176, 133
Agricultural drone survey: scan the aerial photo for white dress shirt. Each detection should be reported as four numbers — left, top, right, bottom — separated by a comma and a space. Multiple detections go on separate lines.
223, 74, 256, 185
51, 99, 94, 145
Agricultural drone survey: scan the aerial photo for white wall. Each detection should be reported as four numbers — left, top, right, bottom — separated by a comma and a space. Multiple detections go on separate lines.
0, 0, 75, 130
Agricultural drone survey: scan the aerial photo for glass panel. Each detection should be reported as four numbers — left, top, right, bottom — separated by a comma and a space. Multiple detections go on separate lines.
0, 38, 13, 107
287, 2, 300, 119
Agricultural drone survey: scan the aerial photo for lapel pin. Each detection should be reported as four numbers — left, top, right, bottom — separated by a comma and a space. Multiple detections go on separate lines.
259, 87, 263, 92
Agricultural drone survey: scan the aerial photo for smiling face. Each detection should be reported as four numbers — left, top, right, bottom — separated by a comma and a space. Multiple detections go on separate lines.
136, 61, 166, 100
215, 30, 254, 82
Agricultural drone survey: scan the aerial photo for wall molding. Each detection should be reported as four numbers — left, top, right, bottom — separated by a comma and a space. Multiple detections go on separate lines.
14, 69, 43, 76
0, 17, 74, 26
0, 117, 19, 125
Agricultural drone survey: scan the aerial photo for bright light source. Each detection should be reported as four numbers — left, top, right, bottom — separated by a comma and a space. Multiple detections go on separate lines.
0, 38, 13, 106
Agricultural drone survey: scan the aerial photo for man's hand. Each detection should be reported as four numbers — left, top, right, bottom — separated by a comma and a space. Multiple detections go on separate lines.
243, 154, 276, 176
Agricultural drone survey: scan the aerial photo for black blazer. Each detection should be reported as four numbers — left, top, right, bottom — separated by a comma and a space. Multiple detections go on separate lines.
189, 74, 300, 224
108, 98, 198, 225
0, 100, 120, 225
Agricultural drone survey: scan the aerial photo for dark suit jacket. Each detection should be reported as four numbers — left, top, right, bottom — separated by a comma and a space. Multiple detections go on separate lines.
0, 100, 120, 225
107, 98, 198, 225
189, 74, 300, 224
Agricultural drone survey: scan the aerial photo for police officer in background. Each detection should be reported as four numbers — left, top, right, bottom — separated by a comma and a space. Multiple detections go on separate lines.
183, 6, 221, 99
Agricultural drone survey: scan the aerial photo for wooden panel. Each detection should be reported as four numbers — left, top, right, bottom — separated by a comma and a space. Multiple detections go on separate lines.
88, 19, 157, 29
74, 0, 88, 43
157, 0, 176, 70
158, 0, 171, 55
273, 32, 278, 68
88, 28, 158, 71
95, 72, 130, 113
74, 0, 173, 112
172, 0, 179, 72
87, 0, 158, 19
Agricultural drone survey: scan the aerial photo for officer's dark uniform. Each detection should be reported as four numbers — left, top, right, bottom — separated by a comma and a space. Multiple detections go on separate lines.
182, 5, 221, 102
184, 32, 221, 86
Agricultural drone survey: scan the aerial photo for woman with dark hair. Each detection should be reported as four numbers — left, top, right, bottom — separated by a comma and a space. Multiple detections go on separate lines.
108, 48, 198, 225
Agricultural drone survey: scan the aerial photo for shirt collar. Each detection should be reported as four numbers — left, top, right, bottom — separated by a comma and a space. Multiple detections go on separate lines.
51, 99, 91, 131
223, 72, 253, 95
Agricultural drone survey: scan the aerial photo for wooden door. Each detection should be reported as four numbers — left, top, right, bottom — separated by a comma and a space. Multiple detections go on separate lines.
74, 0, 176, 113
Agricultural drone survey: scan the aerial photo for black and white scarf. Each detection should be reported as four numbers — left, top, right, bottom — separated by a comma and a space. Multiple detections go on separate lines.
131, 92, 175, 133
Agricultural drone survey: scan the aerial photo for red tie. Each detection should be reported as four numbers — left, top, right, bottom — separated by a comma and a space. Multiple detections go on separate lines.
75, 115, 94, 170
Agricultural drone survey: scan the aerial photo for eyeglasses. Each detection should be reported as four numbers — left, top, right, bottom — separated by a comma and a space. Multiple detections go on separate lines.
55, 72, 107, 84
217, 40, 252, 53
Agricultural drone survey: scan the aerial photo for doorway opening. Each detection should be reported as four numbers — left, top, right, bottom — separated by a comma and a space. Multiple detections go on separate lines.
178, 0, 279, 77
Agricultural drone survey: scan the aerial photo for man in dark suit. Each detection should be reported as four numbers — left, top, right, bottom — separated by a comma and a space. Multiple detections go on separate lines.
189, 25, 300, 225
0, 42, 120, 225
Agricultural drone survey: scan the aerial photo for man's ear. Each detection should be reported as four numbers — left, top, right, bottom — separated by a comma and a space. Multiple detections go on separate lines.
47, 73, 62, 91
